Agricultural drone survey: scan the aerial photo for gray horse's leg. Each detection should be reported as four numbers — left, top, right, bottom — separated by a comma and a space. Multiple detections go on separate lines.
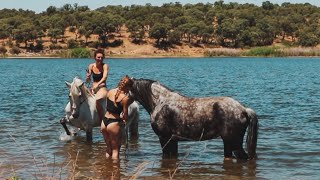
223, 136, 248, 160
222, 138, 234, 159
159, 137, 178, 158
128, 113, 139, 139
233, 137, 248, 160
86, 129, 93, 141
233, 148, 248, 160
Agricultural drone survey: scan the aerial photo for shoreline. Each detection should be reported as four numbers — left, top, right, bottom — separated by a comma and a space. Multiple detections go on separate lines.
3, 47, 320, 59
2, 55, 320, 59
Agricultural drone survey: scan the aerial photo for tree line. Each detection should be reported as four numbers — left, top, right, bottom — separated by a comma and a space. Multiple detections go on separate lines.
1, 0, 320, 54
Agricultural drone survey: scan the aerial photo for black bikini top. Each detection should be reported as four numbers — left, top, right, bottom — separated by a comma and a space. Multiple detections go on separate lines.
92, 71, 103, 82
106, 96, 126, 115
91, 64, 104, 82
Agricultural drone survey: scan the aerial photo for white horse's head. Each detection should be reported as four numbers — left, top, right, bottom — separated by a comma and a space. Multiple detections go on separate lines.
66, 76, 90, 119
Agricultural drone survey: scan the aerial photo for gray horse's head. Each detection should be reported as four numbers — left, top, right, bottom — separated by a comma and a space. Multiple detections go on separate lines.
66, 77, 87, 119
130, 78, 157, 114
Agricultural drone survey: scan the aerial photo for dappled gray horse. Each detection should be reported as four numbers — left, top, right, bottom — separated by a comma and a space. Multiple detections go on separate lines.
60, 76, 139, 141
130, 78, 258, 160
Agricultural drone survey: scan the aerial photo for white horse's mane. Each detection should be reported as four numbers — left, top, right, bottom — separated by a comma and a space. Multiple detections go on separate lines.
72, 76, 94, 98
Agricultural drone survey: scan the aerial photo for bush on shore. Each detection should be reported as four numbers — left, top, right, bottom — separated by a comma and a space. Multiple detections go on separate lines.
59, 48, 91, 58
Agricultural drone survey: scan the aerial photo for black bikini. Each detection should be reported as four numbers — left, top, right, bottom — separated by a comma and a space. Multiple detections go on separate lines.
104, 96, 127, 127
106, 97, 123, 115
91, 64, 104, 82
103, 117, 122, 127
92, 71, 103, 82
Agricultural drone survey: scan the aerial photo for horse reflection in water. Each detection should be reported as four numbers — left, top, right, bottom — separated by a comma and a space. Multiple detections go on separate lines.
60, 76, 139, 141
130, 78, 258, 160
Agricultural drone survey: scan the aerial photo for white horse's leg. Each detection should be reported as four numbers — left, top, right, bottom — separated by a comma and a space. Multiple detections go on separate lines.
60, 102, 72, 135
60, 116, 71, 135
64, 102, 71, 118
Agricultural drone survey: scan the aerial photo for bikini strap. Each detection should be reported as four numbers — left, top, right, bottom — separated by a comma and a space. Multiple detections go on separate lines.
118, 94, 128, 103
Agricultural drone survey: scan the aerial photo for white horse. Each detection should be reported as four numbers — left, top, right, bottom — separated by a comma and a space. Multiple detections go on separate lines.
60, 76, 139, 141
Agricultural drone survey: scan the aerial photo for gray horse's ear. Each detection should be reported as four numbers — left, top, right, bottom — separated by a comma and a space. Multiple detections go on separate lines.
65, 81, 71, 88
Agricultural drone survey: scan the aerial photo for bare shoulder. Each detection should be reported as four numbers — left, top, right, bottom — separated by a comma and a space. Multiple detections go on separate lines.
122, 95, 134, 105
103, 63, 109, 69
88, 63, 94, 69
108, 88, 116, 94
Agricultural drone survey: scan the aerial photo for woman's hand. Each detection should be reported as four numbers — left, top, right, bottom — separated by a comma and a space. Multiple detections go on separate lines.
91, 84, 98, 93
86, 68, 91, 83
86, 73, 91, 83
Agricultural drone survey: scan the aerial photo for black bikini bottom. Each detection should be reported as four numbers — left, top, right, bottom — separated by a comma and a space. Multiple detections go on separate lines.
103, 117, 122, 127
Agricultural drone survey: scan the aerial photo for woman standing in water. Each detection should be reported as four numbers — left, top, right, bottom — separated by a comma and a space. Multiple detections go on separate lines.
101, 75, 134, 160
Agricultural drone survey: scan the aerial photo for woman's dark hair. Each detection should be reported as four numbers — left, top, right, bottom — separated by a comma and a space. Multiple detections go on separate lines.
94, 48, 105, 58
114, 75, 133, 106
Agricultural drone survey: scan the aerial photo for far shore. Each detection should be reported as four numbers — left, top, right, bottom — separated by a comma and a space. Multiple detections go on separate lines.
2, 44, 320, 59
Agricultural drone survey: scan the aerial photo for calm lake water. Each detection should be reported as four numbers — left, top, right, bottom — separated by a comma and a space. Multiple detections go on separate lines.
0, 57, 319, 179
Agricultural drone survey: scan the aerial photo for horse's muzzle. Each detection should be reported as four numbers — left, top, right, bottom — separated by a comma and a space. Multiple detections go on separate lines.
70, 108, 80, 119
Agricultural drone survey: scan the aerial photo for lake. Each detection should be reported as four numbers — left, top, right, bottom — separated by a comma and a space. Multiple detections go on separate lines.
0, 57, 319, 179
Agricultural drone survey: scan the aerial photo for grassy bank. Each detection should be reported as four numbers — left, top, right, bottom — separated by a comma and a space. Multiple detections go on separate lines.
204, 46, 320, 57
3, 46, 320, 59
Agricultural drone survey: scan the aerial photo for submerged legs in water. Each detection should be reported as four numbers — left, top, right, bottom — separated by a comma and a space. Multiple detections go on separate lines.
101, 120, 122, 160
159, 137, 178, 158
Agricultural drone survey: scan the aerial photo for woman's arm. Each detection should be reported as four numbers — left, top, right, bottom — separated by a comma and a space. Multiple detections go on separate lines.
122, 96, 134, 123
86, 64, 93, 83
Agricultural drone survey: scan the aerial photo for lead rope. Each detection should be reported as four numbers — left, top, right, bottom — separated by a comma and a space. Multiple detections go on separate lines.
124, 121, 129, 158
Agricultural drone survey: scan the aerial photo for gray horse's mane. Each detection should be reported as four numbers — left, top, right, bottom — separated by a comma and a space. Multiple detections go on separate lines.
133, 78, 186, 97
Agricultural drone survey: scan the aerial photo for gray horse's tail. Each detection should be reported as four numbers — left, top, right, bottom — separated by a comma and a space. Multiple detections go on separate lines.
245, 108, 258, 159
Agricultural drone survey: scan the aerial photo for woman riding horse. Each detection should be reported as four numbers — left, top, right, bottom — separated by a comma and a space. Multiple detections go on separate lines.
86, 49, 109, 122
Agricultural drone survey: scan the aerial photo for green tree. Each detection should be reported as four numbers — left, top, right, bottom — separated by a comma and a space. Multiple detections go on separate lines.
14, 22, 37, 48
149, 23, 169, 45
0, 46, 7, 57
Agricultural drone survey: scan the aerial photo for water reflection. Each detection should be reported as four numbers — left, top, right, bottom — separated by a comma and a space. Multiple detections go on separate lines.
222, 159, 257, 178
56, 136, 143, 179
152, 157, 258, 179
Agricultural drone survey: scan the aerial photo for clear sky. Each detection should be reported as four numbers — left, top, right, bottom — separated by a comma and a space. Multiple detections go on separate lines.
0, 0, 319, 13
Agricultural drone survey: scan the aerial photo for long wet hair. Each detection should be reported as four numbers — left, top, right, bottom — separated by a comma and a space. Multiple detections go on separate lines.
114, 75, 133, 106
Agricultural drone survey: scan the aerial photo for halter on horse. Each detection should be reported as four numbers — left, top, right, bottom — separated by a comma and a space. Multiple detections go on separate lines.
60, 76, 139, 141
129, 78, 258, 160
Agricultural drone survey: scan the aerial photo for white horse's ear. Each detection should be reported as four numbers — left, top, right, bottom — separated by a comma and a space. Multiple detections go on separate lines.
65, 81, 71, 88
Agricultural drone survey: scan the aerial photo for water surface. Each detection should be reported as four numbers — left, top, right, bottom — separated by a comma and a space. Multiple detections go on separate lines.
0, 57, 319, 179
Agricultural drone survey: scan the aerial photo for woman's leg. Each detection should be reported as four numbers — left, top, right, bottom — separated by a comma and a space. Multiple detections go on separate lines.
107, 122, 122, 160
95, 87, 108, 121
101, 120, 112, 158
